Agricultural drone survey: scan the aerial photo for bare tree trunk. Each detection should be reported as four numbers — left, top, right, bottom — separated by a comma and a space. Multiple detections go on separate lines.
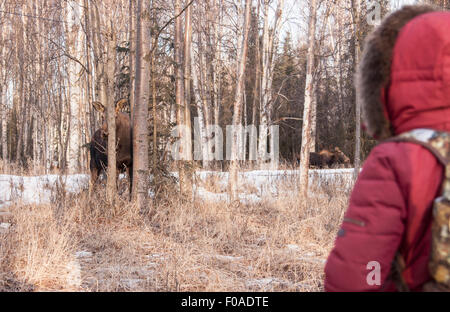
15, 8, 26, 165
0, 23, 8, 170
258, 0, 284, 167
65, 0, 84, 174
129, 0, 136, 121
132, 0, 150, 210
151, 52, 158, 175
212, 0, 222, 169
83, 0, 95, 140
105, 21, 117, 202
151, 6, 158, 175
197, 30, 212, 168
250, 0, 260, 165
174, 0, 192, 197
1, 86, 6, 169
352, 0, 361, 180
184, 3, 193, 164
309, 85, 317, 153
258, 1, 270, 166
191, 36, 208, 166
299, 0, 317, 199
228, 0, 251, 201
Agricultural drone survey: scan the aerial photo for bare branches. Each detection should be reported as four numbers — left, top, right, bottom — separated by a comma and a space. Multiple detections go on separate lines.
151, 0, 196, 54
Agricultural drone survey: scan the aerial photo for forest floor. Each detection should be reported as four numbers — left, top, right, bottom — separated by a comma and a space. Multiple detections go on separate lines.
0, 168, 352, 291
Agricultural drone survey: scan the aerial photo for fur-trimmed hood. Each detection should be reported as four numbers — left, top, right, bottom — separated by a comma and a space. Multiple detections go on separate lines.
356, 5, 450, 140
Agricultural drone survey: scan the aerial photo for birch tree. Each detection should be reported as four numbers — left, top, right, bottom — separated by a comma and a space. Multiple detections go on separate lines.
174, 0, 193, 197
184, 1, 193, 167
65, 0, 84, 174
299, 0, 317, 199
258, 0, 284, 167
0, 8, 10, 170
352, 0, 361, 181
228, 0, 251, 201
89, 0, 127, 201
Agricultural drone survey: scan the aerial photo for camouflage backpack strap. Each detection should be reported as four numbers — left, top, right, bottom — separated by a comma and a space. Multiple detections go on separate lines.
384, 129, 450, 291
385, 129, 450, 166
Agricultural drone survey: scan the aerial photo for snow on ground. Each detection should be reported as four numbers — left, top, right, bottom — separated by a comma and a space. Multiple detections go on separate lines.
192, 168, 356, 203
0, 169, 356, 208
0, 174, 89, 209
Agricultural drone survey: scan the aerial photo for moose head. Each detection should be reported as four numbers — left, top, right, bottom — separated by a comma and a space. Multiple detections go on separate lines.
89, 99, 133, 195
92, 98, 128, 138
333, 147, 351, 167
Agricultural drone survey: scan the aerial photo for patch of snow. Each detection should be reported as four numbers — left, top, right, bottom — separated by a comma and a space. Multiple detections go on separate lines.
0, 222, 11, 230
0, 222, 11, 234
146, 253, 166, 261
0, 174, 89, 209
75, 251, 93, 258
0, 168, 357, 207
286, 244, 300, 251
192, 168, 356, 204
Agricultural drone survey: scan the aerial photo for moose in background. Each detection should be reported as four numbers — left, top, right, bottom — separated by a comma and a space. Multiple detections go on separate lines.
296, 147, 351, 169
89, 99, 133, 194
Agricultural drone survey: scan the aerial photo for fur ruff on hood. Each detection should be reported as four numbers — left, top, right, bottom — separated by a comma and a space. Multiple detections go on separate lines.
356, 5, 438, 140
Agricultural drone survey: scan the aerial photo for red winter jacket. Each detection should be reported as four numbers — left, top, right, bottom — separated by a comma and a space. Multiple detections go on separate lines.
324, 10, 450, 291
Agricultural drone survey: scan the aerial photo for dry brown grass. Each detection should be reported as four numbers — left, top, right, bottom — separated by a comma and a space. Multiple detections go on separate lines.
0, 160, 70, 176
0, 172, 349, 292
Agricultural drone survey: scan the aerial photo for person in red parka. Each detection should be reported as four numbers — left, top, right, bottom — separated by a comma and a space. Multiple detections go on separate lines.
324, 5, 450, 292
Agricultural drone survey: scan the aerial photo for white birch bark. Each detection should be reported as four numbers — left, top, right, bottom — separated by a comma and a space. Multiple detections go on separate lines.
212, 0, 222, 167
1, 89, 6, 166
228, 0, 251, 201
65, 0, 84, 174
299, 0, 317, 199
184, 3, 193, 163
353, 0, 362, 180
191, 38, 209, 165
258, 0, 284, 167
0, 22, 7, 167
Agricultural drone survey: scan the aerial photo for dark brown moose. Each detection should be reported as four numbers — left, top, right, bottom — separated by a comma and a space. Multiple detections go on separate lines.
89, 99, 133, 194
297, 147, 351, 168
332, 147, 351, 168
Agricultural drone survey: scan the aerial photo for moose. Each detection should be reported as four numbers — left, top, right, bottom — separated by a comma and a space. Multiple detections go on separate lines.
297, 147, 351, 169
89, 99, 133, 194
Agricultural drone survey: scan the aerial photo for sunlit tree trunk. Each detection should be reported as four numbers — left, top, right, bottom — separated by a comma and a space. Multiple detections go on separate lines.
1, 91, 6, 161
184, 2, 193, 164
352, 0, 361, 180
0, 22, 8, 170
14, 6, 26, 165
105, 22, 117, 202
65, 0, 84, 174
196, 26, 212, 168
212, 0, 222, 169
174, 0, 192, 197
258, 0, 284, 167
299, 0, 317, 199
228, 0, 251, 201
129, 0, 136, 121
191, 35, 208, 165
132, 0, 150, 210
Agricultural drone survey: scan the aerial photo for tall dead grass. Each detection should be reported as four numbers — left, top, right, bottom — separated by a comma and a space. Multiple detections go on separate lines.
0, 171, 350, 292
